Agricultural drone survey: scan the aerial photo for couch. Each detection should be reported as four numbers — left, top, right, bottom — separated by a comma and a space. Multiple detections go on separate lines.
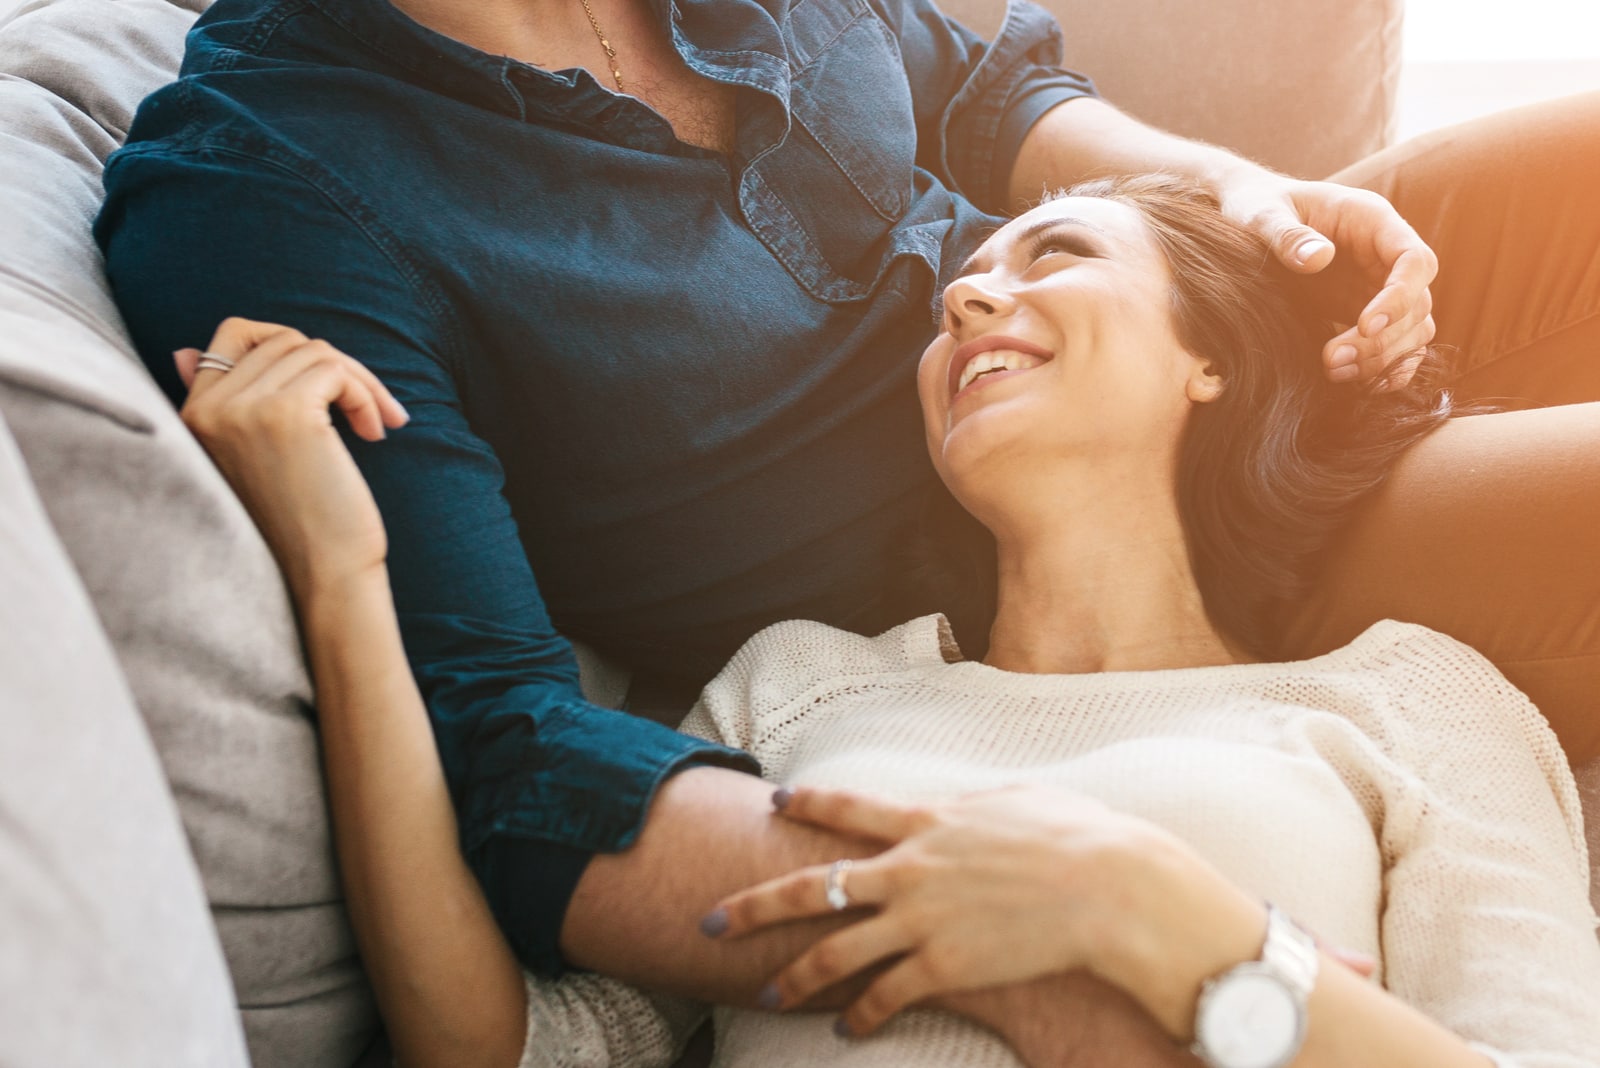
0, 0, 1593, 1065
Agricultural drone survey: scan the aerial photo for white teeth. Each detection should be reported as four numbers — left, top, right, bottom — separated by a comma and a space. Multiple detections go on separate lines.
955, 350, 1045, 394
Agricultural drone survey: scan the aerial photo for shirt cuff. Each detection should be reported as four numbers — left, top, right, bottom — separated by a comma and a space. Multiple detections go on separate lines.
938, 0, 1098, 213
989, 80, 1096, 210
470, 742, 759, 977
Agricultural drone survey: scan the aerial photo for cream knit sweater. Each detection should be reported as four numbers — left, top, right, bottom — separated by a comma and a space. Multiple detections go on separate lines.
518, 617, 1600, 1068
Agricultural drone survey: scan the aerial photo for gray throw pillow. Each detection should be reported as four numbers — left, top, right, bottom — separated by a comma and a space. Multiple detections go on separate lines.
0, 406, 248, 1068
0, 1, 378, 1063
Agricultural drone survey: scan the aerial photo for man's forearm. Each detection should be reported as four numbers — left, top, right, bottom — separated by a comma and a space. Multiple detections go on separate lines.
1007, 98, 1262, 214
560, 765, 874, 1005
560, 767, 1196, 1068
948, 973, 1200, 1068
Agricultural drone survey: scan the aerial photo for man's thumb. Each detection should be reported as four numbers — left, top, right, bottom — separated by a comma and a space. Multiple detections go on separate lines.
1271, 221, 1335, 273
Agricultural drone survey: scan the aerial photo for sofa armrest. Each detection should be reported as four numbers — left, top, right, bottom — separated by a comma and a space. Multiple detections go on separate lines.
936, 0, 1402, 178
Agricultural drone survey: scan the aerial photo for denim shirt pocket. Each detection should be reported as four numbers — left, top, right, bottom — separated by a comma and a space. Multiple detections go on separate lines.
742, 0, 916, 303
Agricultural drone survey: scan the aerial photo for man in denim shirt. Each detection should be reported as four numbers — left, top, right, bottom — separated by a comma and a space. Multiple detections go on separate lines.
97, 0, 1435, 1058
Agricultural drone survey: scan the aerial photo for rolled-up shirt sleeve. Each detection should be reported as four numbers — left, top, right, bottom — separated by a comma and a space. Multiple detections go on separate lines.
97, 140, 757, 977
869, 0, 1098, 213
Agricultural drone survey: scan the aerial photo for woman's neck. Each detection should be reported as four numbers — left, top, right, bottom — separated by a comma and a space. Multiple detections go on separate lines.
980, 475, 1247, 675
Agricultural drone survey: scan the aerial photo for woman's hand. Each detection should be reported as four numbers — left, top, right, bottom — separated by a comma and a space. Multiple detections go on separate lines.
703, 784, 1266, 1038
176, 317, 409, 595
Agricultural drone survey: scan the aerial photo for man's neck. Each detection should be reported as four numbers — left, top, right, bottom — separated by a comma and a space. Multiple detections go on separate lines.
389, 0, 578, 65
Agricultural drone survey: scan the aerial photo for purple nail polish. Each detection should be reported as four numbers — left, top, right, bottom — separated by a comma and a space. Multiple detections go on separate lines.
757, 983, 783, 1011
699, 908, 729, 938
772, 786, 794, 810
833, 1016, 853, 1038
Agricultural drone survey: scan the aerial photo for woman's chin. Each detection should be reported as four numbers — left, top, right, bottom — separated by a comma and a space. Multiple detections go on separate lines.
936, 416, 1035, 501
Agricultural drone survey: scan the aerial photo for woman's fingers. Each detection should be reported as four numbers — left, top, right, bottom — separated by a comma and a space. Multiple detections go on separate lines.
181, 320, 311, 406
337, 349, 409, 429
761, 918, 914, 1010
839, 953, 962, 1037
174, 347, 202, 389
263, 353, 391, 442
231, 340, 397, 441
706, 856, 888, 938
772, 786, 933, 843
177, 320, 408, 440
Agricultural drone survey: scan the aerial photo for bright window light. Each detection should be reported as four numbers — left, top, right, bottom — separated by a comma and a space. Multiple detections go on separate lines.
1405, 0, 1600, 63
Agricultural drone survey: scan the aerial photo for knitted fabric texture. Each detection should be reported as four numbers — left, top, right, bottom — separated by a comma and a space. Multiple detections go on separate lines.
519, 616, 1600, 1068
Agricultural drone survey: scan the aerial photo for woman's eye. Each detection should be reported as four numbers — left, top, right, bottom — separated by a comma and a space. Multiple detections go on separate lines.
1029, 236, 1094, 263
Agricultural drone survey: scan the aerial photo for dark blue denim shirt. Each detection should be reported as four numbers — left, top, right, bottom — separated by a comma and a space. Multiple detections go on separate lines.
96, 0, 1095, 974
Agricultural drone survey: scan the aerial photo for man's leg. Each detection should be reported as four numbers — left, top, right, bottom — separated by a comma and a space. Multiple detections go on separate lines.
1289, 94, 1600, 763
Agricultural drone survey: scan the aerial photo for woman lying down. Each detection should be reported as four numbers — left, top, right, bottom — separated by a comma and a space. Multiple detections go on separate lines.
178, 175, 1600, 1068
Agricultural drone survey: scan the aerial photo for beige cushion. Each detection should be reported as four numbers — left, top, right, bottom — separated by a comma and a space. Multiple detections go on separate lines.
0, 407, 248, 1068
0, 1, 377, 1063
937, 0, 1402, 178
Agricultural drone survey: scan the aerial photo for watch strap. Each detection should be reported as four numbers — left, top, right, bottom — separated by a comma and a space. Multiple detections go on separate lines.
1189, 903, 1320, 1068
1260, 904, 1320, 998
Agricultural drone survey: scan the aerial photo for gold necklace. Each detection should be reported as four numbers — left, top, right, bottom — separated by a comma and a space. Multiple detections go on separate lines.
579, 0, 625, 93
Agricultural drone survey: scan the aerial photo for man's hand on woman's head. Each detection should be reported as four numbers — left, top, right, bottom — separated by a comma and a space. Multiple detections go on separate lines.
1216, 171, 1439, 389
176, 317, 409, 595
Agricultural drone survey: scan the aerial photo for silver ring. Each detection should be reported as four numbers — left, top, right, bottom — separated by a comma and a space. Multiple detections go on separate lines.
824, 859, 853, 912
195, 352, 236, 374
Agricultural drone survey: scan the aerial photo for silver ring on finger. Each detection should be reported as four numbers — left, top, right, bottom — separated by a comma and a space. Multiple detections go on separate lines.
195, 352, 237, 374
824, 859, 854, 912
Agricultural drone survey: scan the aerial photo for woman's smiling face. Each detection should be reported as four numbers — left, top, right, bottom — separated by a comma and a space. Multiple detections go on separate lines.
917, 195, 1222, 507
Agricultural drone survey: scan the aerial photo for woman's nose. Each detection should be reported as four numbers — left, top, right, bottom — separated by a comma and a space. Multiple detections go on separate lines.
941, 276, 1014, 334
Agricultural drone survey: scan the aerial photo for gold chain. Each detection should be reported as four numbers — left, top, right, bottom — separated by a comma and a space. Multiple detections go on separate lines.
578, 0, 625, 94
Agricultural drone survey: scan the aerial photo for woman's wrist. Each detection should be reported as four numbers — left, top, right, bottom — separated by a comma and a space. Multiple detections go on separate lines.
1092, 835, 1269, 1042
295, 563, 395, 630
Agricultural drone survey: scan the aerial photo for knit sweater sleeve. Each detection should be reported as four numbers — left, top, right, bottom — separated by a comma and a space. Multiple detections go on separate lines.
513, 972, 703, 1068
1369, 626, 1600, 1067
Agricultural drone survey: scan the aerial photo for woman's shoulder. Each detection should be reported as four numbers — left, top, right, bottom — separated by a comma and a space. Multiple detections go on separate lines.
726, 613, 960, 683
1314, 619, 1526, 706
1310, 620, 1573, 791
684, 614, 957, 749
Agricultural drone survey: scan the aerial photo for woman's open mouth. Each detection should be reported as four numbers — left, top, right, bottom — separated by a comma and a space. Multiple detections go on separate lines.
948, 335, 1053, 401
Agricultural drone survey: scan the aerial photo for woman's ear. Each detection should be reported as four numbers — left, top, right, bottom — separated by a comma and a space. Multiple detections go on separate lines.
1185, 358, 1226, 404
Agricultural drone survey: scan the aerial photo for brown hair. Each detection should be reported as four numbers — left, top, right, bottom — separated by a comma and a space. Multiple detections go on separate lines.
910, 173, 1455, 658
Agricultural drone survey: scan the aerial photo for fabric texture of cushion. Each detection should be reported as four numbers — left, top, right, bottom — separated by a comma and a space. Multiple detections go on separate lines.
0, 406, 248, 1068
0, 0, 377, 1063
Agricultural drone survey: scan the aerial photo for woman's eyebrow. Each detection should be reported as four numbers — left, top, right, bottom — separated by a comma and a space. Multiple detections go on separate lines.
957, 216, 1108, 276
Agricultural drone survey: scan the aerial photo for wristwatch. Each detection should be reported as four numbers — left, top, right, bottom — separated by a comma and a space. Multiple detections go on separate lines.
1190, 904, 1320, 1068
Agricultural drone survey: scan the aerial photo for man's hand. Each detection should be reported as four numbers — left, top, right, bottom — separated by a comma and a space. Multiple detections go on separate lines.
1009, 98, 1438, 389
945, 972, 1199, 1068
1213, 169, 1438, 388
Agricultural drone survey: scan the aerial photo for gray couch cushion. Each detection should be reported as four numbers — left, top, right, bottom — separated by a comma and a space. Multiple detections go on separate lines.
0, 407, 248, 1068
0, 1, 377, 1063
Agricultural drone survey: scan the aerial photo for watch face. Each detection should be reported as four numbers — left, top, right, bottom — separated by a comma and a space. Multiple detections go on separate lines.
1196, 969, 1303, 1068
